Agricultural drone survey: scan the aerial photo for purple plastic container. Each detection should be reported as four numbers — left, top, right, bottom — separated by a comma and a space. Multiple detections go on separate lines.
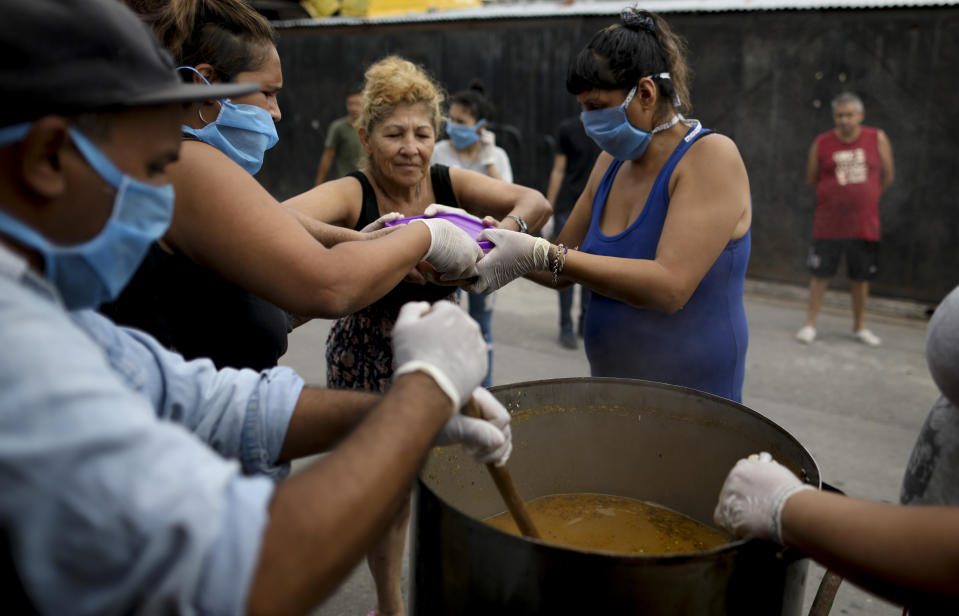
385, 212, 494, 252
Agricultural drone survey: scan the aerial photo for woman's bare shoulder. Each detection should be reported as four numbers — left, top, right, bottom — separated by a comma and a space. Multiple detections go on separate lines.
679, 131, 746, 177
687, 131, 741, 158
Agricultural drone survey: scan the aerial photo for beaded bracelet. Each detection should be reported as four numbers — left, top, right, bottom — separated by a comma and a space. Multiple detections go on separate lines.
552, 243, 568, 286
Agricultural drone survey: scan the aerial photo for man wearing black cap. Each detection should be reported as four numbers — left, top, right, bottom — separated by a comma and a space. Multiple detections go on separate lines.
0, 1, 510, 614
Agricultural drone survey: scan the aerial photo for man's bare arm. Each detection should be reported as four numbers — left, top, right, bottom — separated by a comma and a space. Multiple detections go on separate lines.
277, 387, 381, 461
282, 205, 366, 246
249, 373, 451, 616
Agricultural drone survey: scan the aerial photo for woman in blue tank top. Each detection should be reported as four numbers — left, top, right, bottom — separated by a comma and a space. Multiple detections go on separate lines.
471, 8, 753, 402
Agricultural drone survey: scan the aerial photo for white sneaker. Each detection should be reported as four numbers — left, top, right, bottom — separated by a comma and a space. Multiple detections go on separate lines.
795, 325, 816, 344
855, 329, 881, 347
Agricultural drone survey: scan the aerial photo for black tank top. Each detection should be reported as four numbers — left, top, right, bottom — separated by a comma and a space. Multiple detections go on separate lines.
348, 165, 460, 310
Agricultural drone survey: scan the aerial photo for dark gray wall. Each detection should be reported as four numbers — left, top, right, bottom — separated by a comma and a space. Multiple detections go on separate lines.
261, 8, 959, 303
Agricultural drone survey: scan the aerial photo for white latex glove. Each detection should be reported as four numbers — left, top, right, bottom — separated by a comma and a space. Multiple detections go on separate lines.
411, 218, 484, 282
713, 452, 815, 544
467, 228, 551, 294
392, 301, 488, 415
360, 211, 403, 233
435, 388, 512, 467
423, 203, 487, 225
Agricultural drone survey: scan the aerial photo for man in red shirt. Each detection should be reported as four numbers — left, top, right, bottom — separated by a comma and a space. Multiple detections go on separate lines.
796, 92, 895, 346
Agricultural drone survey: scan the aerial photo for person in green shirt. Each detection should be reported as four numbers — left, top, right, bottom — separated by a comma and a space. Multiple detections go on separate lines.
315, 84, 364, 184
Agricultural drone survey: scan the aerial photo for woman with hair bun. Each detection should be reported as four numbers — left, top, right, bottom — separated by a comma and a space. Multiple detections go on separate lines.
471, 7, 753, 403
432, 79, 511, 182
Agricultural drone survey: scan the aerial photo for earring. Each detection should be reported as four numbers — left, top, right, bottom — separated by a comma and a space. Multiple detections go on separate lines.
197, 100, 221, 125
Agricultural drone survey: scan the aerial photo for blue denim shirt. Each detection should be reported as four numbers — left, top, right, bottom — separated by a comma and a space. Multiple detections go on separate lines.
0, 244, 303, 615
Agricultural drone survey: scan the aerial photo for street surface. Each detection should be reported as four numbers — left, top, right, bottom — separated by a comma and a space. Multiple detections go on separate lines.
281, 279, 937, 616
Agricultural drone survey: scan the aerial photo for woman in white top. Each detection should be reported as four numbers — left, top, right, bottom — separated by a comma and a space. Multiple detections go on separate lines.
430, 80, 513, 386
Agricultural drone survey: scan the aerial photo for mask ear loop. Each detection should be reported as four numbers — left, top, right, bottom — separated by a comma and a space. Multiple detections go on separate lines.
176, 66, 222, 126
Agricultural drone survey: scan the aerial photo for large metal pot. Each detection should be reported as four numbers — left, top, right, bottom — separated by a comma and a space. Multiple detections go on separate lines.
412, 377, 820, 615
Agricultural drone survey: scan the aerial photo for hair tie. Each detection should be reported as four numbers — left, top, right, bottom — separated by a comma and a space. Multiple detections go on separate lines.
621, 9, 655, 32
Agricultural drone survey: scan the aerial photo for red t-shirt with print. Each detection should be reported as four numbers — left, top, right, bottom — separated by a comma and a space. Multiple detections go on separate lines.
813, 126, 882, 241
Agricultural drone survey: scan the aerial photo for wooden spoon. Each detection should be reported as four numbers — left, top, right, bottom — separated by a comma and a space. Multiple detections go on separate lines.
464, 398, 540, 539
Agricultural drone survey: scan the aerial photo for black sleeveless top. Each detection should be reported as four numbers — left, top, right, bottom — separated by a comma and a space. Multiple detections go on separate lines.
348, 165, 460, 311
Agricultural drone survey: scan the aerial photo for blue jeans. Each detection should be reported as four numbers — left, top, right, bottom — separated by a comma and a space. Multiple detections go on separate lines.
467, 290, 494, 387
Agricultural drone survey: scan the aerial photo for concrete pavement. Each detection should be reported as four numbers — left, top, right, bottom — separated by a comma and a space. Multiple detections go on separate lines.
281, 279, 937, 616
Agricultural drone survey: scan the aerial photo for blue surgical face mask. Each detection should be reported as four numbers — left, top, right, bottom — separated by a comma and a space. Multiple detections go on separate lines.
0, 122, 174, 309
178, 66, 279, 175
446, 119, 485, 150
581, 77, 681, 161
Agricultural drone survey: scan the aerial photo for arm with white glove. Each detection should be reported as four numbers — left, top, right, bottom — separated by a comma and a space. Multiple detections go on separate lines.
392, 300, 488, 414
713, 452, 959, 609
713, 451, 813, 543
410, 218, 484, 283
435, 387, 512, 467
393, 303, 510, 466
250, 299, 490, 613
468, 228, 552, 294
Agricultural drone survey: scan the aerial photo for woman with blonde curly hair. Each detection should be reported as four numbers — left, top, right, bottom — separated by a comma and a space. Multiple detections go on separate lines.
286, 55, 551, 615
288, 55, 550, 396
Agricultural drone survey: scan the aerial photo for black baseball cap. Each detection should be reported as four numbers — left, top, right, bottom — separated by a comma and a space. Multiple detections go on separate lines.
0, 0, 259, 127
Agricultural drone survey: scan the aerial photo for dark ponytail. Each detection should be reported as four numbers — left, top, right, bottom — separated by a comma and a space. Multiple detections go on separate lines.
566, 7, 691, 115
450, 79, 495, 122
123, 0, 275, 83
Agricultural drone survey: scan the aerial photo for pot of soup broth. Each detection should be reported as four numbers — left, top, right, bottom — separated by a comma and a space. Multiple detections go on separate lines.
411, 377, 820, 615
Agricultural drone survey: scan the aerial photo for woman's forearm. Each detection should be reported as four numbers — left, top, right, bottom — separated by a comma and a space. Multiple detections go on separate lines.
294, 223, 431, 317
283, 205, 365, 246
781, 490, 959, 607
525, 245, 685, 313
277, 388, 382, 461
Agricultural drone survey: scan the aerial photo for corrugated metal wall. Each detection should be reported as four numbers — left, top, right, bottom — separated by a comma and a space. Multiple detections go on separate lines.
260, 7, 959, 302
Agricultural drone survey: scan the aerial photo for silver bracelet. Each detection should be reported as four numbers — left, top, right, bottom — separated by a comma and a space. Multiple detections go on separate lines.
552, 243, 568, 286
506, 215, 528, 234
